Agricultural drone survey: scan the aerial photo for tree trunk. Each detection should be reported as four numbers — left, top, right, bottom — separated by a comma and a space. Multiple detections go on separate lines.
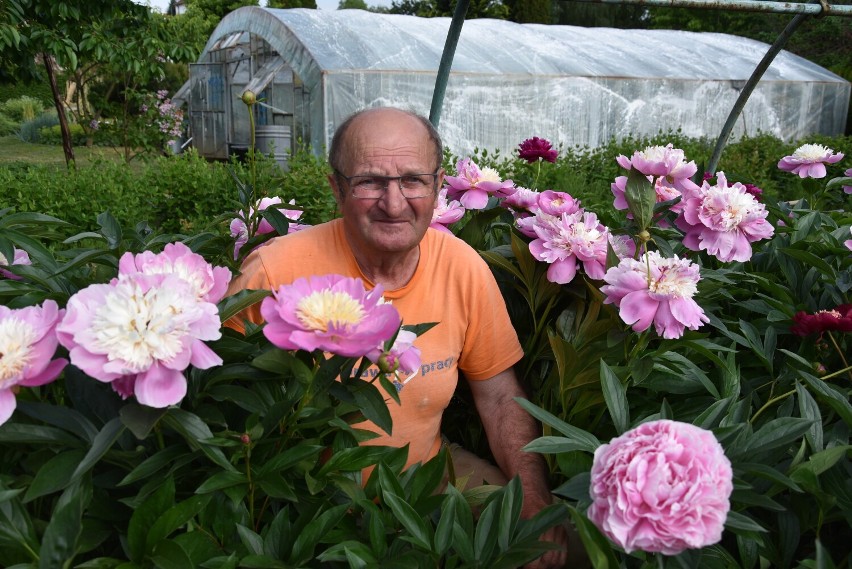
43, 53, 75, 168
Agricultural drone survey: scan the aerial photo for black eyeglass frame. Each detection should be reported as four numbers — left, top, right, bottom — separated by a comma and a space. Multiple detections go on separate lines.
333, 169, 442, 199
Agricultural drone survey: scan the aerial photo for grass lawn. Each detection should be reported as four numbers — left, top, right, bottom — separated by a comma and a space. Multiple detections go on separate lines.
0, 135, 137, 167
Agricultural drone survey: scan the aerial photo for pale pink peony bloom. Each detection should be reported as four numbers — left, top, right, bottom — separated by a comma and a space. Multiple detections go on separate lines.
675, 172, 774, 263
501, 186, 541, 215
537, 190, 582, 217
430, 187, 465, 234
0, 300, 68, 425
616, 144, 698, 190
843, 168, 852, 194
366, 329, 421, 376
118, 242, 232, 304
56, 273, 223, 408
230, 197, 308, 259
444, 157, 516, 210
515, 214, 539, 238
777, 144, 844, 179
588, 420, 732, 555
529, 210, 610, 284
844, 227, 852, 251
0, 247, 31, 280
261, 274, 402, 358
601, 251, 709, 339
611, 175, 692, 224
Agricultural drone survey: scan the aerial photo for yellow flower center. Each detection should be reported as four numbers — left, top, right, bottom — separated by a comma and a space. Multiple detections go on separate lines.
295, 290, 366, 332
0, 317, 37, 386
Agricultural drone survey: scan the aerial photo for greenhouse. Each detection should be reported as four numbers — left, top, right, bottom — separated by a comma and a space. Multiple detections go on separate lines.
175, 6, 850, 165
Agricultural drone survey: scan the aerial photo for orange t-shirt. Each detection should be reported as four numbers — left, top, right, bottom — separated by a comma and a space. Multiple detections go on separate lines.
225, 219, 524, 469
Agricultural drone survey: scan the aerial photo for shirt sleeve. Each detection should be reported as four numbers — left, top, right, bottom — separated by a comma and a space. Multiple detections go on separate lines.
458, 252, 525, 381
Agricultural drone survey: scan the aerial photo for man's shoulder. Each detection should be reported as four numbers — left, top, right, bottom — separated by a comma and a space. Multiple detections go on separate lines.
254, 219, 339, 256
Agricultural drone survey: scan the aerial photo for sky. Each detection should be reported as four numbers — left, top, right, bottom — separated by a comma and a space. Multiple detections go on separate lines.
136, 0, 393, 13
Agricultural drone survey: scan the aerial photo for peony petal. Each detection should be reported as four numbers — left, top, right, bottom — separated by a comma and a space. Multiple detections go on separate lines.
19, 358, 68, 387
189, 340, 223, 369
0, 389, 16, 425
619, 291, 658, 332
134, 365, 187, 408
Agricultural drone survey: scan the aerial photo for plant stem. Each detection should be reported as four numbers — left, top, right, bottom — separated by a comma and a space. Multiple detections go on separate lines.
821, 364, 852, 382
826, 331, 852, 381
750, 388, 796, 424
245, 443, 255, 526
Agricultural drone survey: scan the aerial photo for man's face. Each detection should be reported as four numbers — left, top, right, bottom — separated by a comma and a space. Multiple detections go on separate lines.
330, 109, 442, 260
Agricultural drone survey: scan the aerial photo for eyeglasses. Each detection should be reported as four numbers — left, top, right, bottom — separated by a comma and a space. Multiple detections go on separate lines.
334, 170, 440, 199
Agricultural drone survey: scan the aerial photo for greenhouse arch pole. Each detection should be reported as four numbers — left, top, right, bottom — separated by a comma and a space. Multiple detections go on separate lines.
706, 10, 811, 174
430, 0, 470, 128
572, 0, 850, 173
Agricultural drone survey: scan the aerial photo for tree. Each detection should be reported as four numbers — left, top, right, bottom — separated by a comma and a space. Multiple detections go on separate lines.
338, 0, 368, 9
0, 0, 201, 167
505, 0, 551, 23
389, 0, 508, 19
555, 0, 646, 28
266, 0, 318, 8
185, 0, 258, 20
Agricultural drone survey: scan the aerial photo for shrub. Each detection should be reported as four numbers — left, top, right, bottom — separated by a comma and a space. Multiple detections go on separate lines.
17, 111, 58, 143
37, 123, 88, 146
0, 95, 45, 122
0, 113, 18, 136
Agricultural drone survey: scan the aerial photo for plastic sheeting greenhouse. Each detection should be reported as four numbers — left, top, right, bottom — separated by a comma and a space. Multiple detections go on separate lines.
175, 6, 850, 166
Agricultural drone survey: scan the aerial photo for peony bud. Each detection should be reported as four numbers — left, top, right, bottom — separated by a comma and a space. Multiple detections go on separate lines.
241, 90, 256, 105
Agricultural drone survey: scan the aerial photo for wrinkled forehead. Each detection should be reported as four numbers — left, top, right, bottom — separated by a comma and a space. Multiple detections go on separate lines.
340, 110, 437, 172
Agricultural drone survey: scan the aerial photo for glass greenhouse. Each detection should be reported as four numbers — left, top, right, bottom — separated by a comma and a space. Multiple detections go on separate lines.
174, 6, 850, 166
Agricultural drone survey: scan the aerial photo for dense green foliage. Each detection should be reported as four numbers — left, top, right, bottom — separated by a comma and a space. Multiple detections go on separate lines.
0, 131, 850, 567
3, 132, 848, 236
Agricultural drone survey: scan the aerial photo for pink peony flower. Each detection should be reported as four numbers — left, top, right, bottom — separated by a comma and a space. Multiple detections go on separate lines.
230, 197, 309, 259
845, 227, 852, 251
529, 210, 610, 284
518, 136, 558, 163
616, 144, 698, 191
601, 251, 709, 339
444, 157, 516, 210
56, 273, 223, 408
777, 144, 844, 179
501, 186, 541, 215
537, 190, 582, 217
0, 247, 31, 280
366, 329, 421, 376
588, 420, 733, 555
260, 274, 402, 358
675, 172, 774, 263
118, 242, 232, 304
430, 187, 465, 234
843, 168, 852, 194
0, 301, 68, 425
611, 175, 692, 223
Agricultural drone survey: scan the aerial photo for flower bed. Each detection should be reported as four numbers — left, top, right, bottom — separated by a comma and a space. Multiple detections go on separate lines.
0, 137, 849, 568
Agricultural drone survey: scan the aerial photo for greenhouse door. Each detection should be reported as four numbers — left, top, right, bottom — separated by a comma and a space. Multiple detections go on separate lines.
188, 63, 227, 160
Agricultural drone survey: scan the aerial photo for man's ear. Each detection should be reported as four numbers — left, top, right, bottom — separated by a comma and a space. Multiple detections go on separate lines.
328, 173, 344, 206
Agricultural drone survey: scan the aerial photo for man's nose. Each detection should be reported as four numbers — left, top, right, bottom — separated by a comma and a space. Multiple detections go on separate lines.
378, 179, 408, 211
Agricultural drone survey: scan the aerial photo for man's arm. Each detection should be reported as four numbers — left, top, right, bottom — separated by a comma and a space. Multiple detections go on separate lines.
467, 367, 569, 569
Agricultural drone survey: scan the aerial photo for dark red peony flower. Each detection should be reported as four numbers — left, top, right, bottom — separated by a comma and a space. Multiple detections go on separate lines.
743, 183, 763, 200
518, 136, 558, 163
790, 304, 852, 337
